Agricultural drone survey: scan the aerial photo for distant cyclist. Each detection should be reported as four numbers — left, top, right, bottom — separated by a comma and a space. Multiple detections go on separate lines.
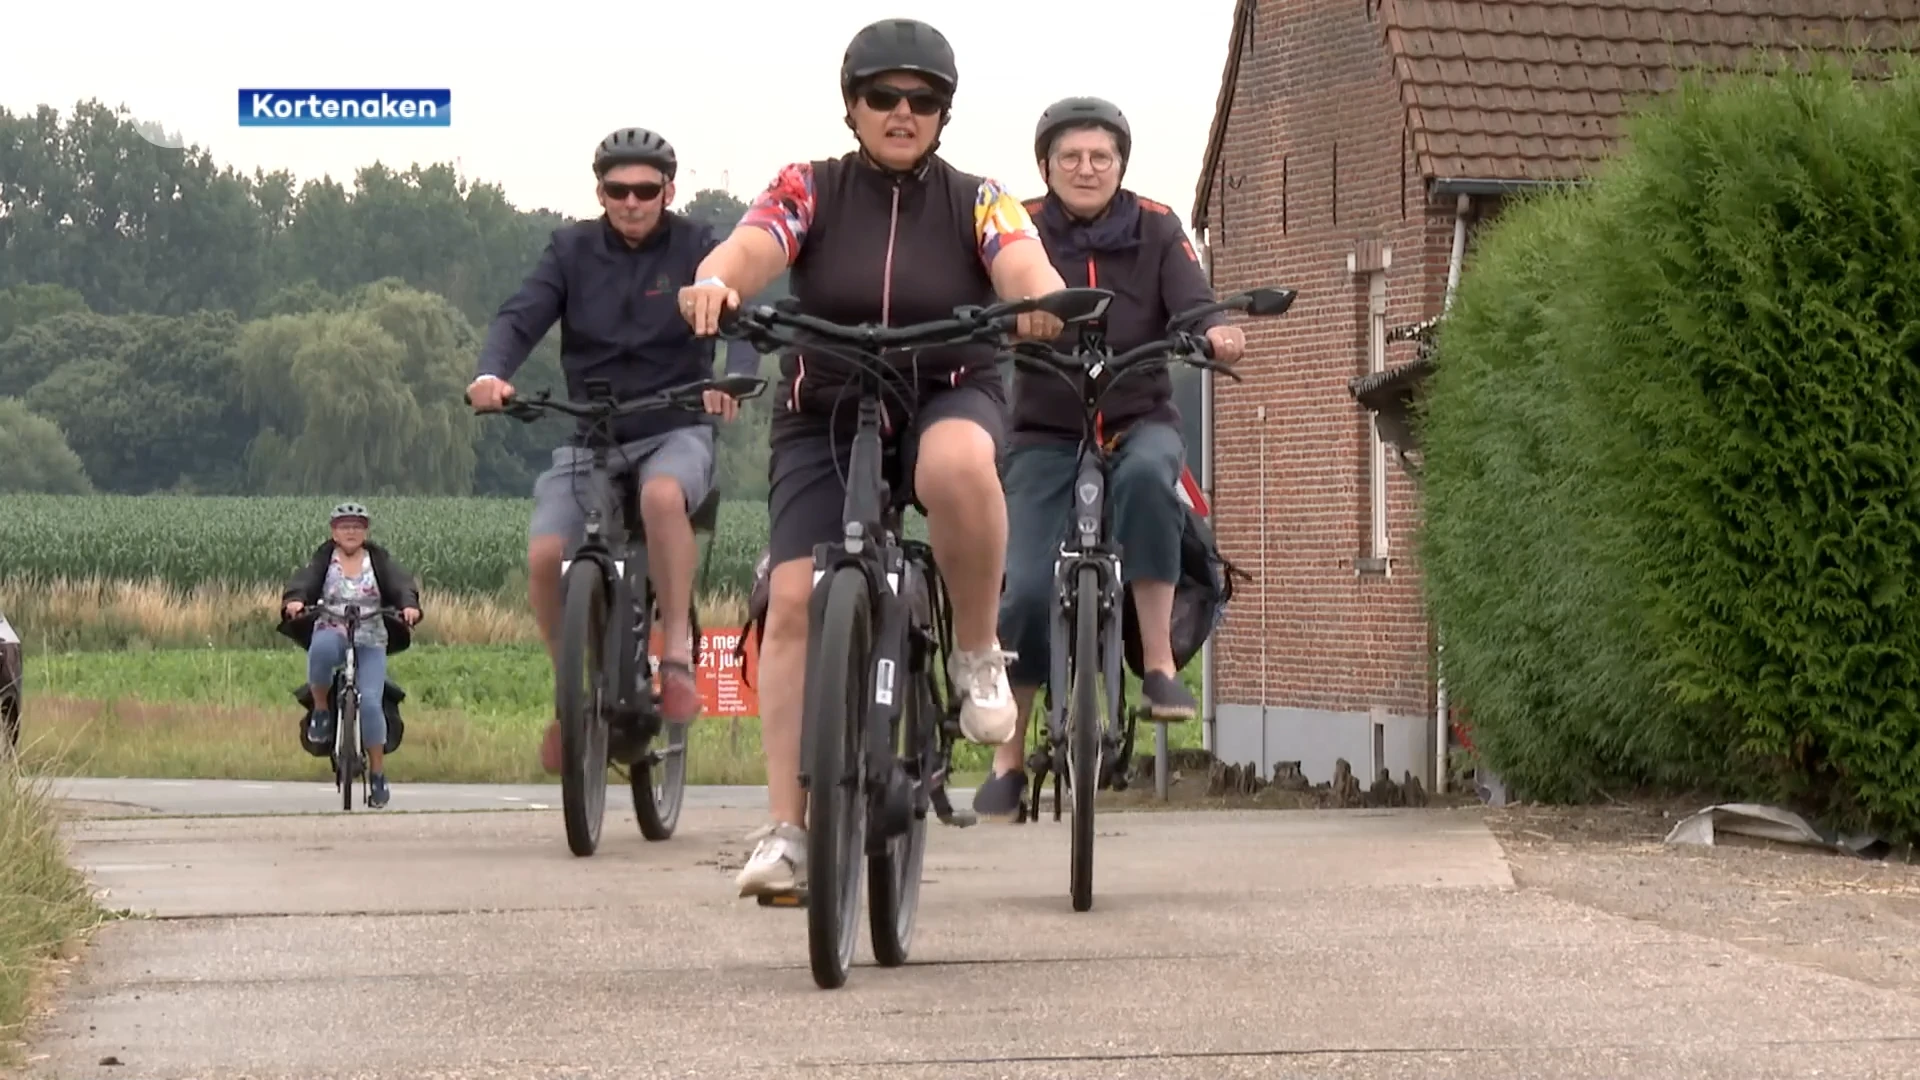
467, 127, 759, 773
977, 97, 1246, 820
678, 18, 1071, 897
279, 503, 422, 809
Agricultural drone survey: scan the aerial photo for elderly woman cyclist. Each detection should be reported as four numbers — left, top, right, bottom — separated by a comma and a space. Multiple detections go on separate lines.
976, 96, 1247, 820
278, 502, 422, 809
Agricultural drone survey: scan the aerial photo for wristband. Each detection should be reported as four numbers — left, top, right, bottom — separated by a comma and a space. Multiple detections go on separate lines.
695, 276, 727, 289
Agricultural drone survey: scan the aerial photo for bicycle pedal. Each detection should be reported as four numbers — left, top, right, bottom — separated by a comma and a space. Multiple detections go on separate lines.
756, 890, 807, 908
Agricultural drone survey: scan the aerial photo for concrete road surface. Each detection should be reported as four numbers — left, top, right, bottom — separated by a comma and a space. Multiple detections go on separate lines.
22, 781, 1920, 1079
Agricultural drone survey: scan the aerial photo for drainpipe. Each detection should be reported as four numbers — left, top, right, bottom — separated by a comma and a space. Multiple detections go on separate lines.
1433, 193, 1470, 794
1199, 233, 1217, 757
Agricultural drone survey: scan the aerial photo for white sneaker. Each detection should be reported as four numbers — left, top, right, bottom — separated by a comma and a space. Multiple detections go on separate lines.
735, 822, 807, 897
948, 644, 1019, 745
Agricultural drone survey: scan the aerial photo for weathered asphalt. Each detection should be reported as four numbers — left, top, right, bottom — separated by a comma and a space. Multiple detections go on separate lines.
20, 781, 1920, 1079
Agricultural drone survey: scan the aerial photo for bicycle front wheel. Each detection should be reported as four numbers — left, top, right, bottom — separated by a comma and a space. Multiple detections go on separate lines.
1069, 564, 1102, 912
806, 566, 872, 990
633, 720, 686, 841
337, 684, 358, 812
557, 564, 611, 857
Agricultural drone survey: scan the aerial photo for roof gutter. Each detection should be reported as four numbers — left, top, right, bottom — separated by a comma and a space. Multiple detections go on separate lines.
1428, 177, 1584, 198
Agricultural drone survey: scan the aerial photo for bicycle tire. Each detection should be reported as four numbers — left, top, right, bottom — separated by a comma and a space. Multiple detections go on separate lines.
558, 564, 611, 857
633, 588, 687, 841
337, 685, 358, 813
868, 572, 932, 967
806, 567, 871, 990
1069, 565, 1101, 912
2, 686, 19, 757
634, 720, 687, 840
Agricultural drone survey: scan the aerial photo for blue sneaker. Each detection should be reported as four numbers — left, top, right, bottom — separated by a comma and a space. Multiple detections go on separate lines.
307, 709, 336, 746
368, 773, 390, 808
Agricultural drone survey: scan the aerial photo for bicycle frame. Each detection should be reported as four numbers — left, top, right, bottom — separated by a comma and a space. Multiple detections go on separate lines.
799, 382, 959, 845
487, 374, 766, 742
1012, 286, 1299, 808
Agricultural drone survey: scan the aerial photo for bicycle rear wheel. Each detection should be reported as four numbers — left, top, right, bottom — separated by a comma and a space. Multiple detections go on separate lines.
806, 567, 872, 990
1069, 565, 1101, 912
557, 564, 611, 857
868, 574, 932, 967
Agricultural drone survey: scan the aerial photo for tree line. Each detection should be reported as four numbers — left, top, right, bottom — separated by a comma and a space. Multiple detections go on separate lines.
0, 99, 780, 498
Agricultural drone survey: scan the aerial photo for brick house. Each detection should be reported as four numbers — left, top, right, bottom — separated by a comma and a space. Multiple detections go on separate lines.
1188, 0, 1907, 792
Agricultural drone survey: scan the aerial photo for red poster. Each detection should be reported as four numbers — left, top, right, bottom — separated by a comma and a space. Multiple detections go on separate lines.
646, 626, 760, 717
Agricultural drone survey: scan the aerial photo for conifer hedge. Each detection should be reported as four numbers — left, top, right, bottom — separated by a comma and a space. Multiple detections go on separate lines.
1420, 56, 1920, 837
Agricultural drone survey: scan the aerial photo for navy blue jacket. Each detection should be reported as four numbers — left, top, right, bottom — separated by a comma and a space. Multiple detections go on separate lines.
1009, 191, 1224, 447
476, 212, 758, 443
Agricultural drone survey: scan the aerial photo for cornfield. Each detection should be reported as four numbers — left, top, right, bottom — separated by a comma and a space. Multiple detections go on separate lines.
0, 494, 772, 595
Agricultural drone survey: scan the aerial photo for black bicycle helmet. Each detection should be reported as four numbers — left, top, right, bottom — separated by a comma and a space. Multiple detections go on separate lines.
592, 127, 678, 181
330, 501, 369, 523
1035, 96, 1132, 174
840, 18, 959, 100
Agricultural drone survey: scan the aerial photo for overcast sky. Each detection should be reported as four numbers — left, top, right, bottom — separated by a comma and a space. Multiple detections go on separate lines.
4, 0, 1237, 234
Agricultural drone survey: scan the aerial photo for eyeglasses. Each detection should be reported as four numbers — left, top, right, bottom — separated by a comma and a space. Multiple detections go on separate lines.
601, 180, 665, 202
860, 85, 947, 117
1052, 149, 1117, 174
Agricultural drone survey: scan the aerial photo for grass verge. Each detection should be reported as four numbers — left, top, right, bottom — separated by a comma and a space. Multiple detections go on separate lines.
18, 644, 1204, 785
0, 757, 101, 1064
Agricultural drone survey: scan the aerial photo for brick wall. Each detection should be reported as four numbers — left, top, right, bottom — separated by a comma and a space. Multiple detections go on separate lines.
1199, 0, 1456, 718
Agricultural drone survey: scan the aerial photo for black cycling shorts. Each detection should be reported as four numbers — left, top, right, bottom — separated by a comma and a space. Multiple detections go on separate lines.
766, 370, 1008, 567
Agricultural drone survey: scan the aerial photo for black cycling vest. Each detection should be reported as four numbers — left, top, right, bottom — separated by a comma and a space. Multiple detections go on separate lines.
782, 152, 999, 417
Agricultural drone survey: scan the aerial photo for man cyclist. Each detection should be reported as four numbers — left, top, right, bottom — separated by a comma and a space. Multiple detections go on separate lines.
467, 127, 757, 773
975, 96, 1247, 820
679, 18, 1071, 897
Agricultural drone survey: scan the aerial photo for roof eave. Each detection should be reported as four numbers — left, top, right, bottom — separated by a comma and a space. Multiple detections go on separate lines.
1427, 176, 1587, 198
1192, 0, 1258, 228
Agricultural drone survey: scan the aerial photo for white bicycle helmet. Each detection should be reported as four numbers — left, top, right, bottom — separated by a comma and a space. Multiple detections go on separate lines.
330, 502, 369, 524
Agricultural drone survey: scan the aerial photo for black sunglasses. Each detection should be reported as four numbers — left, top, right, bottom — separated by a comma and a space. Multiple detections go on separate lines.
859, 85, 947, 116
602, 180, 665, 202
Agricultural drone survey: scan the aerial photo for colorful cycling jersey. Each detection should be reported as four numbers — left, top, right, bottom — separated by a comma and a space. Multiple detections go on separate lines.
743, 161, 1038, 271
739, 152, 1039, 416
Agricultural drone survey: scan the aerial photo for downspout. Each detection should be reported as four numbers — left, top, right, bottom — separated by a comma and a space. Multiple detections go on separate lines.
1433, 193, 1470, 793
1199, 230, 1218, 756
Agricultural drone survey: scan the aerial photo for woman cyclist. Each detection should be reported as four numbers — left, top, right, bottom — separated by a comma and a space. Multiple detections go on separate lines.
279, 502, 422, 809
679, 18, 1071, 897
975, 96, 1247, 820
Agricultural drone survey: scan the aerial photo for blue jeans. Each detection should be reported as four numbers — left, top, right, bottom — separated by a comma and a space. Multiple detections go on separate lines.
997, 422, 1186, 688
307, 628, 388, 750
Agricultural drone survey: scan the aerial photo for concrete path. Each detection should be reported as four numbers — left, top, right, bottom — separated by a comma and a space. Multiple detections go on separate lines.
42, 777, 785, 817
22, 782, 1920, 1079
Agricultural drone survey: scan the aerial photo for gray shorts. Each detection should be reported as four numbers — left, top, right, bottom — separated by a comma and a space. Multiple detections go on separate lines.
529, 424, 716, 546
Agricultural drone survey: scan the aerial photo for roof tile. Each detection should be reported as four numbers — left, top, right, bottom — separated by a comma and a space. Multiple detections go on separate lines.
1379, 0, 1919, 182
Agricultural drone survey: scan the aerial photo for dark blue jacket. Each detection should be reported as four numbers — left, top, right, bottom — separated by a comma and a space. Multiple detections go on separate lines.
476, 212, 758, 443
1009, 191, 1224, 447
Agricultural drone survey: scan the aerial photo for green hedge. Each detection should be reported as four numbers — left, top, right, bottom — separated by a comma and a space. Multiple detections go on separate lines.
1422, 56, 1920, 837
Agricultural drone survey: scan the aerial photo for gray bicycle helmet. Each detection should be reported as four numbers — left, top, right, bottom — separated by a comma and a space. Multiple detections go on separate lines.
840, 18, 959, 99
1035, 96, 1132, 176
593, 127, 678, 181
330, 501, 369, 524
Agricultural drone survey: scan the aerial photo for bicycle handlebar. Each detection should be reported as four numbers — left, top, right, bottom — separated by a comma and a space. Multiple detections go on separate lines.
464, 373, 768, 425
715, 287, 1116, 356
1006, 285, 1299, 398
314, 601, 406, 621
1009, 331, 1235, 383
